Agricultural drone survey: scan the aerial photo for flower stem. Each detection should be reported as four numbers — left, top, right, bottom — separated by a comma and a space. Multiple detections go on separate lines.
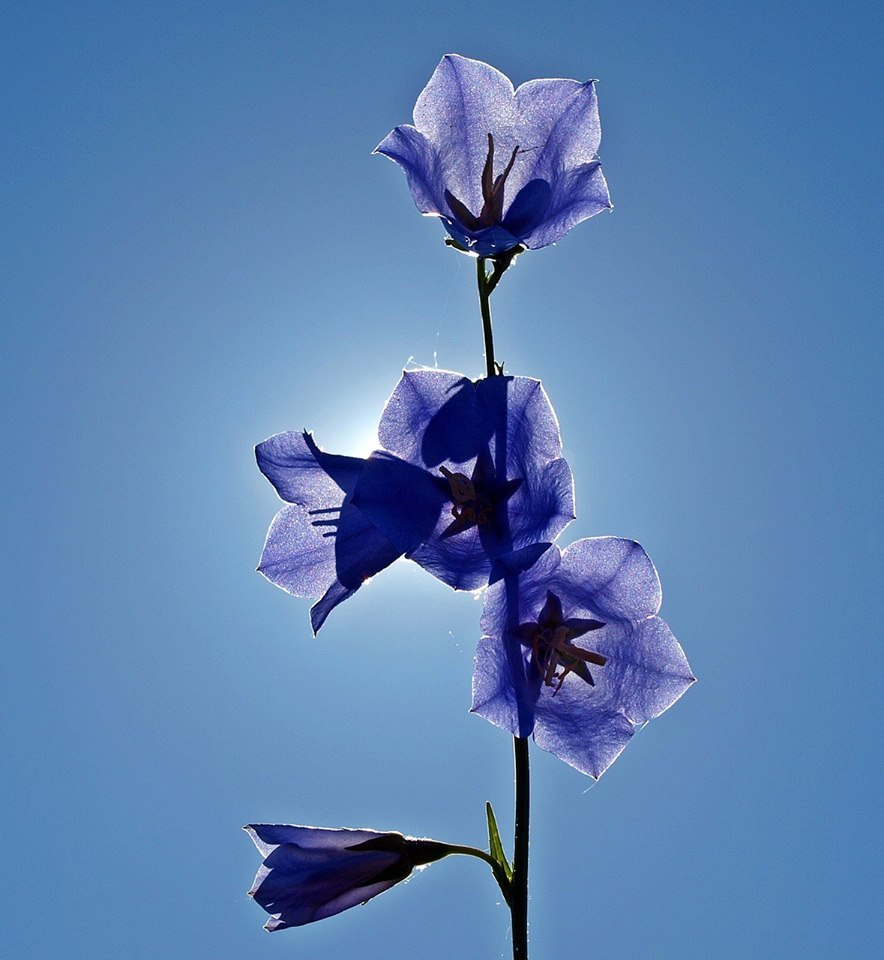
511, 736, 530, 959
438, 843, 513, 905
477, 256, 497, 378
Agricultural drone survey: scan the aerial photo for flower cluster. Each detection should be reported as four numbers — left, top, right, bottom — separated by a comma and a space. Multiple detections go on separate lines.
247, 54, 693, 937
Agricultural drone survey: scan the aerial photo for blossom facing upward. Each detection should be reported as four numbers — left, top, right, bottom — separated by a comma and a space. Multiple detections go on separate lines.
245, 824, 446, 930
376, 54, 612, 256
471, 538, 695, 778
352, 368, 575, 591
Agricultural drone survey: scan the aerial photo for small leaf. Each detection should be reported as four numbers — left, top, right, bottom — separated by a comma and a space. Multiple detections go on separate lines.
485, 801, 512, 882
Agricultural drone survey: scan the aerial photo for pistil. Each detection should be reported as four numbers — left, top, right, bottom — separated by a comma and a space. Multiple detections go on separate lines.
445, 132, 521, 232
516, 591, 607, 695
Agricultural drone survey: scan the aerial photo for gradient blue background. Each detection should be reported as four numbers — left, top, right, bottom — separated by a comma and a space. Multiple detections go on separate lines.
2, 2, 881, 957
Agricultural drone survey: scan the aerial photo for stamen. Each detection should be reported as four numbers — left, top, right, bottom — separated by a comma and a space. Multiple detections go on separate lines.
445, 134, 523, 231
517, 591, 607, 693
481, 133, 496, 203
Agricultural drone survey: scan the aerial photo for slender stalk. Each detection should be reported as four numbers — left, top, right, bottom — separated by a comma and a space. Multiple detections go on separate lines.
511, 736, 530, 959
477, 256, 497, 378
474, 253, 529, 956
439, 843, 512, 905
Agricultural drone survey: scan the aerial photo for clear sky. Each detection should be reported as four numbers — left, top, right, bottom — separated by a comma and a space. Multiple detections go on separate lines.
2, 2, 881, 958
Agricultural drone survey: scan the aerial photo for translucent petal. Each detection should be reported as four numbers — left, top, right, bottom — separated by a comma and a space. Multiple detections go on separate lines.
520, 161, 611, 250
373, 124, 446, 217
513, 79, 602, 185
413, 54, 517, 215
559, 537, 663, 621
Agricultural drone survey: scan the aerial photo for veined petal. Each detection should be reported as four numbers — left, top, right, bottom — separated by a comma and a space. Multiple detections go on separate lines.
409, 525, 491, 591
559, 537, 663, 621
506, 456, 575, 551
256, 430, 363, 504
378, 368, 490, 467
593, 616, 695, 723
532, 688, 636, 779
520, 161, 611, 249
374, 124, 446, 217
513, 79, 602, 185
480, 375, 564, 475
258, 505, 338, 600
482, 543, 562, 625
413, 54, 517, 215
255, 431, 403, 630
500, 178, 552, 238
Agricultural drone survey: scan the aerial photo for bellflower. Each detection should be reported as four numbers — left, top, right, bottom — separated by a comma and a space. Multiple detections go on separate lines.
375, 53, 612, 257
352, 368, 575, 591
245, 824, 447, 930
471, 538, 695, 778
256, 430, 402, 633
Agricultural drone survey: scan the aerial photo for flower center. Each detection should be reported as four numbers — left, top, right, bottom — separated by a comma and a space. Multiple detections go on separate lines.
440, 466, 495, 527
516, 591, 607, 696
445, 132, 520, 232
437, 455, 522, 538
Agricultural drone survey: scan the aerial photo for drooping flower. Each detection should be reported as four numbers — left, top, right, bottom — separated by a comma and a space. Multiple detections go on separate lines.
471, 538, 695, 778
352, 368, 575, 591
376, 54, 612, 257
255, 430, 402, 633
244, 824, 447, 930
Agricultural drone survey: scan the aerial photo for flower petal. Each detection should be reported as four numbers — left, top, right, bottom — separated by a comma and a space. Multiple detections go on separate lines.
413, 54, 517, 215
408, 524, 492, 590
256, 430, 362, 504
477, 375, 564, 469
245, 824, 384, 858
559, 537, 663, 621
593, 616, 695, 723
373, 124, 446, 217
250, 844, 400, 929
513, 79, 603, 185
350, 451, 445, 554
256, 432, 402, 632
532, 686, 636, 778
471, 633, 536, 739
378, 369, 490, 468
506, 456, 574, 551
520, 161, 611, 249
500, 178, 552, 238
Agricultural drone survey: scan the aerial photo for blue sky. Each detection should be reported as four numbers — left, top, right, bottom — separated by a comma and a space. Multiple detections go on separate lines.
2, 2, 881, 958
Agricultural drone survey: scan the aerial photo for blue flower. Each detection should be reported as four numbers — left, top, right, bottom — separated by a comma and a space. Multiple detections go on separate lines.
375, 54, 612, 257
245, 825, 446, 930
256, 370, 573, 626
471, 538, 695, 778
352, 368, 575, 591
255, 430, 402, 633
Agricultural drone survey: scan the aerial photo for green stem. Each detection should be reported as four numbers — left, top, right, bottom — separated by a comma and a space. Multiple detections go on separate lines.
511, 736, 530, 959
477, 257, 497, 378
439, 843, 513, 905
